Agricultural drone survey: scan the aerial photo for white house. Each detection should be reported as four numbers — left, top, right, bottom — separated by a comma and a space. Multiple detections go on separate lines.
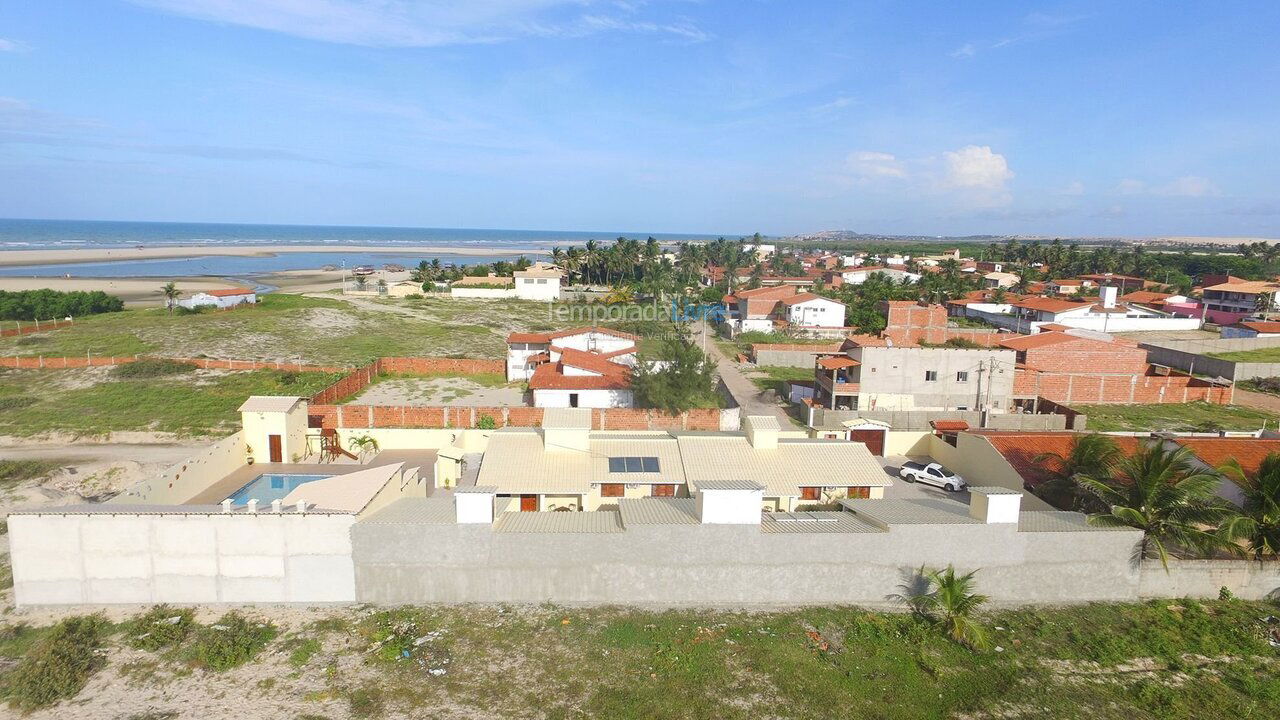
506, 327, 638, 381
513, 262, 563, 301
177, 287, 257, 310
983, 271, 1019, 289
776, 293, 847, 329
959, 287, 1202, 333
528, 346, 635, 409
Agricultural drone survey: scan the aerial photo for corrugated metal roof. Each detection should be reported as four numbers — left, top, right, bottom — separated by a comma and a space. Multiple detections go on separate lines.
1018, 511, 1132, 533
9, 503, 346, 516
697, 478, 766, 491
970, 486, 1022, 495
237, 396, 303, 413
358, 498, 457, 525
761, 511, 884, 534
542, 407, 593, 429
494, 510, 624, 533
589, 436, 686, 485
476, 430, 592, 494
618, 498, 699, 525
678, 435, 891, 497
840, 498, 980, 526
455, 485, 497, 494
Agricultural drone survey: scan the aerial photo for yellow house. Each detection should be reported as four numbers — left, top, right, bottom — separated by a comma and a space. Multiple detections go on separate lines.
238, 396, 309, 464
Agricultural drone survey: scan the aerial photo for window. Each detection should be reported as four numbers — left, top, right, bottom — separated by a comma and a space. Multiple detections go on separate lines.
536, 278, 548, 284
607, 456, 660, 473
800, 486, 822, 501
924, 370, 938, 382
847, 487, 870, 499
652, 484, 675, 497
956, 371, 968, 382
600, 483, 624, 497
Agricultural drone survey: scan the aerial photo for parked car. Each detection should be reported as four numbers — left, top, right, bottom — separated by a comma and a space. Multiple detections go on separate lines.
898, 461, 966, 492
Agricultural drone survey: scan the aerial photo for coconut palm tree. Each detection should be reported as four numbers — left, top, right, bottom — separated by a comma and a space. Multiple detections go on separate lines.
1218, 452, 1280, 560
1032, 433, 1122, 512
1081, 442, 1236, 570
902, 565, 990, 650
159, 281, 180, 312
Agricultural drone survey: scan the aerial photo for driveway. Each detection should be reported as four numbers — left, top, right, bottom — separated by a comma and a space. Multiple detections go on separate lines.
876, 454, 972, 503
694, 321, 794, 426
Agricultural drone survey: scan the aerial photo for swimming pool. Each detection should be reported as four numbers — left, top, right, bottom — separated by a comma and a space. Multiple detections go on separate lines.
227, 473, 332, 505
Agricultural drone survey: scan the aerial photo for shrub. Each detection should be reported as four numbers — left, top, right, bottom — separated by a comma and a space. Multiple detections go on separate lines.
476, 414, 497, 430
112, 359, 196, 379
173, 305, 210, 316
0, 289, 124, 321
0, 396, 35, 411
185, 612, 276, 671
347, 685, 386, 717
125, 606, 195, 651
3, 615, 110, 711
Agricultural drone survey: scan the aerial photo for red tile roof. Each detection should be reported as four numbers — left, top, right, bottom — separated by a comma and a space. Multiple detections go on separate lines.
817, 355, 859, 370
1012, 297, 1090, 313
1173, 437, 1280, 478
506, 327, 640, 345
930, 420, 970, 432
1120, 290, 1173, 305
555, 347, 631, 377
998, 332, 1078, 351
207, 287, 255, 297
779, 292, 844, 307
1236, 321, 1280, 334
527, 362, 630, 390
978, 432, 1143, 487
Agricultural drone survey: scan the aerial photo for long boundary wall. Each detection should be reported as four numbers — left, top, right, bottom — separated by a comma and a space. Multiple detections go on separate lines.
110, 431, 247, 505
1137, 558, 1280, 601
1140, 337, 1280, 382
10, 510, 357, 606
306, 405, 733, 431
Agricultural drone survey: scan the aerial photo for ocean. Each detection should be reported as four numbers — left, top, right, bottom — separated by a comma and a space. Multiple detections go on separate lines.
0, 219, 728, 278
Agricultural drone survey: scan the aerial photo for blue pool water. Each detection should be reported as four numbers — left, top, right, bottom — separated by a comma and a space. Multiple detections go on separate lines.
227, 474, 331, 505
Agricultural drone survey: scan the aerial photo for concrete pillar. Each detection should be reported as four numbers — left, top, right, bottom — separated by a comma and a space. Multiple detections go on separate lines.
969, 487, 1021, 523
455, 487, 496, 524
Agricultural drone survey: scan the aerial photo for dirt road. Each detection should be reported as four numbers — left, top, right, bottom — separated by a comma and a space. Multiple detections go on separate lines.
694, 322, 794, 426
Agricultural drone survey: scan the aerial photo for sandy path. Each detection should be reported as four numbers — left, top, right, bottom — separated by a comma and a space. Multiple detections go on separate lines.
694, 321, 793, 426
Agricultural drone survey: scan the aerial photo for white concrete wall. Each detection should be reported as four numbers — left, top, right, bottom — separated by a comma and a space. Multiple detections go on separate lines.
112, 431, 247, 505
553, 332, 634, 355
1048, 315, 1203, 333
533, 388, 634, 408
10, 511, 357, 606
786, 298, 845, 328
451, 287, 516, 299
515, 277, 561, 301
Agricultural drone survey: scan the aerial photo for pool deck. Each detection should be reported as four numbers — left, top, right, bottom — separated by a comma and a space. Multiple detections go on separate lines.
185, 449, 440, 505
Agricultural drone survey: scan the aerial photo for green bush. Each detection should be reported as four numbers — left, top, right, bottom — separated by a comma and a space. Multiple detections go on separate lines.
0, 289, 124, 321
173, 305, 210, 316
185, 612, 276, 671
0, 396, 35, 410
3, 615, 110, 711
476, 414, 497, 430
112, 359, 197, 379
124, 606, 195, 651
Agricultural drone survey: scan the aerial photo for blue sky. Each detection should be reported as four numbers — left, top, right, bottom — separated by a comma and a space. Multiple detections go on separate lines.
1, 1, 1278, 237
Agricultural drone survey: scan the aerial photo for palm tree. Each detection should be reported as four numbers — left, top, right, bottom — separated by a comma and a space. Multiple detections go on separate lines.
1032, 433, 1122, 512
159, 281, 180, 311
902, 565, 991, 650
1218, 453, 1280, 560
1081, 442, 1236, 570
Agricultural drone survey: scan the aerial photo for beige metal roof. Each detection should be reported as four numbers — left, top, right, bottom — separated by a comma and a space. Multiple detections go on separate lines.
358, 498, 456, 525
618, 498, 699, 525
542, 407, 593, 429
8, 503, 346, 516
743, 415, 780, 432
697, 478, 766, 491
237, 396, 303, 413
282, 462, 403, 514
494, 510, 624, 533
677, 435, 890, 497
840, 498, 981, 526
1018, 511, 1132, 533
475, 429, 592, 494
761, 511, 884, 534
589, 436, 686, 484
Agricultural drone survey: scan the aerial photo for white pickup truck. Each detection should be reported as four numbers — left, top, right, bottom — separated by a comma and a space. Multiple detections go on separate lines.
898, 461, 966, 492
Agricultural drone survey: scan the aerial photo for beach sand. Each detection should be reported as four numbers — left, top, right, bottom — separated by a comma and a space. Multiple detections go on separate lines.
0, 270, 349, 305
0, 243, 545, 268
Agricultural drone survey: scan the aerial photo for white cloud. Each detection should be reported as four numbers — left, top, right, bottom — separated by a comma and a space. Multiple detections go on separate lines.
127, 0, 709, 47
847, 151, 906, 180
1058, 180, 1085, 196
1116, 175, 1220, 197
950, 43, 975, 59
1152, 175, 1220, 197
0, 38, 28, 52
942, 145, 1013, 191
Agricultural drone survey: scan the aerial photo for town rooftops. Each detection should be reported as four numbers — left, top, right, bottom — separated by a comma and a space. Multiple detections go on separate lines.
1204, 279, 1280, 293
929, 420, 970, 432
206, 287, 255, 297
1234, 321, 1280, 333
1012, 297, 1091, 313
238, 396, 304, 413
817, 355, 860, 370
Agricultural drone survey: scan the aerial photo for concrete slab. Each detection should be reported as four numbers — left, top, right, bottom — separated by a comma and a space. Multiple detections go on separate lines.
877, 455, 972, 503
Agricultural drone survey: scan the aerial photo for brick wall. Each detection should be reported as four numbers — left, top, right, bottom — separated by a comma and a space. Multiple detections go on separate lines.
307, 404, 721, 430
1015, 367, 1233, 405
1021, 338, 1148, 374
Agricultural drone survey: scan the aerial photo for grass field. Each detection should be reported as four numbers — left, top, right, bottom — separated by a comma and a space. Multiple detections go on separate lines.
0, 294, 589, 365
1207, 347, 1280, 362
0, 366, 343, 436
747, 365, 814, 396
1, 599, 1278, 718
1075, 402, 1277, 432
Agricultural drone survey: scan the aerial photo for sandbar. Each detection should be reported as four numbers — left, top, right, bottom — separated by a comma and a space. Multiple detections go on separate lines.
0, 243, 548, 268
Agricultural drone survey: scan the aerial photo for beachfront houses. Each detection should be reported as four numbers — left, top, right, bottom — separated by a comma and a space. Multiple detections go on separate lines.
505, 327, 640, 408
450, 262, 564, 301
177, 287, 257, 310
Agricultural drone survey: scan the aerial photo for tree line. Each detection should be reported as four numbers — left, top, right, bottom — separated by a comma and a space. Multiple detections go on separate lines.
0, 289, 124, 321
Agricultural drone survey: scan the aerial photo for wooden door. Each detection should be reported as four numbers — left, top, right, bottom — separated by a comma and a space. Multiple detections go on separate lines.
800, 486, 821, 501
520, 494, 538, 512
652, 484, 675, 497
848, 429, 885, 456
847, 486, 870, 499
600, 483, 624, 498
268, 434, 283, 463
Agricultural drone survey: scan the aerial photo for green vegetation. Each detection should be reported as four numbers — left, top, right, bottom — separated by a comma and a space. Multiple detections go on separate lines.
112, 358, 197, 379
0, 288, 124, 321
367, 369, 507, 389
2, 601, 1279, 717
1074, 402, 1274, 433
902, 565, 991, 650
748, 365, 812, 396
124, 606, 195, 652
632, 331, 721, 413
1241, 376, 1280, 395
1208, 346, 1280, 362
1, 615, 110, 712
0, 367, 342, 436
1220, 453, 1280, 560
184, 612, 277, 671
0, 458, 63, 489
